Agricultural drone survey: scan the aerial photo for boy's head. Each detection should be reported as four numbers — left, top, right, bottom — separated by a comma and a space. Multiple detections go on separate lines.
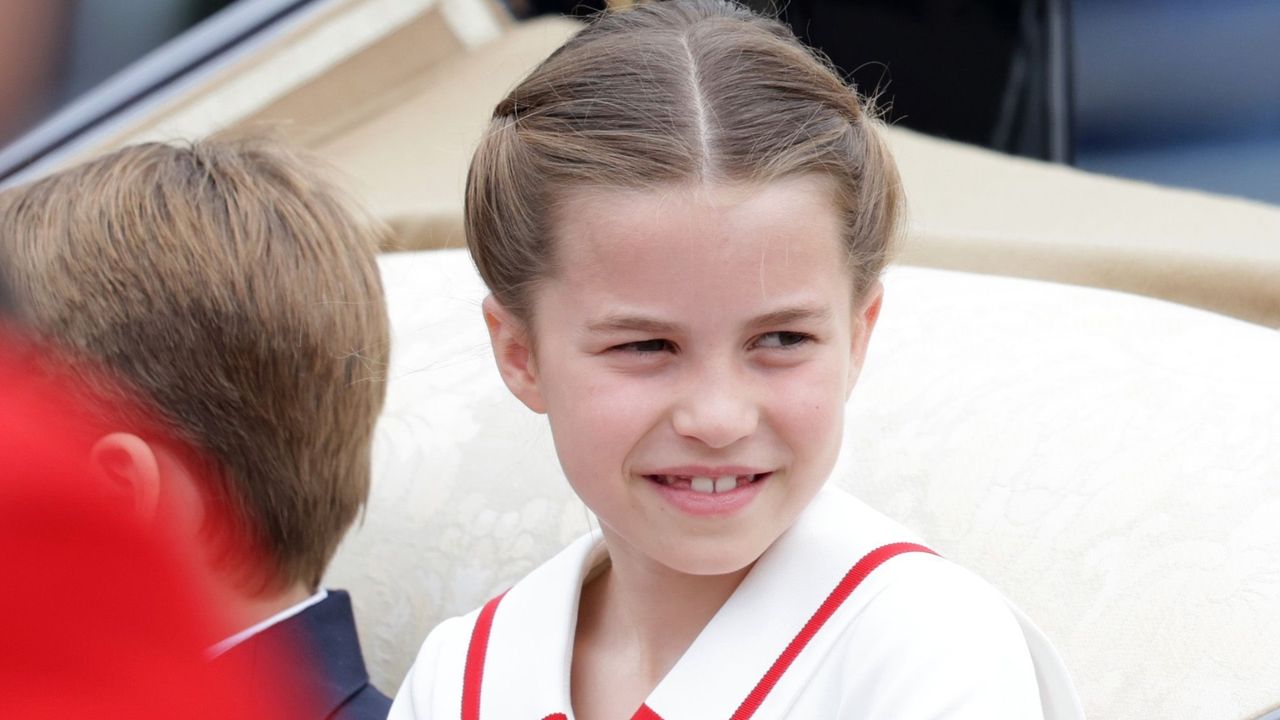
0, 135, 390, 592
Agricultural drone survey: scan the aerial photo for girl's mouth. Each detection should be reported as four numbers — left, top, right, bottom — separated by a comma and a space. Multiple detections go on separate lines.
644, 473, 771, 494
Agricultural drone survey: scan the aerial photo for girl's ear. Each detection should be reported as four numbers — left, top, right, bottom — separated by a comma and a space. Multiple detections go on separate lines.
90, 432, 162, 520
846, 279, 884, 396
482, 295, 547, 413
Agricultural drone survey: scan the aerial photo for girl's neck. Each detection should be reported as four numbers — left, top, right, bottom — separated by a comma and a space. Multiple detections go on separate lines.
576, 534, 753, 691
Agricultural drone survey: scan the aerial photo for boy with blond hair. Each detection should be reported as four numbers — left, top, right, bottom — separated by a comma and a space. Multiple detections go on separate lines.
0, 135, 391, 719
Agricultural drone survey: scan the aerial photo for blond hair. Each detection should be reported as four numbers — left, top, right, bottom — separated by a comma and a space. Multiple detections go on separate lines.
466, 0, 902, 321
0, 135, 389, 591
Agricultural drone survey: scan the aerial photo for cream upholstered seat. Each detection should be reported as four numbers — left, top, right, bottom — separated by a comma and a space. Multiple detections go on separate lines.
326, 248, 1280, 720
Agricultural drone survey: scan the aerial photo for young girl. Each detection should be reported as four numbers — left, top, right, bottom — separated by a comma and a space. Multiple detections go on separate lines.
392, 1, 1083, 717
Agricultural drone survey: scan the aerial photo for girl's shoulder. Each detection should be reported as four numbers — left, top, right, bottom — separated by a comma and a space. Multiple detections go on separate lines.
388, 531, 602, 719
387, 608, 474, 719
782, 486, 1084, 718
821, 546, 1083, 718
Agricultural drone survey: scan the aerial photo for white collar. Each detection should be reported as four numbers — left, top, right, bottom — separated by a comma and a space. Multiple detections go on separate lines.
478, 486, 915, 718
644, 487, 916, 718
205, 587, 329, 660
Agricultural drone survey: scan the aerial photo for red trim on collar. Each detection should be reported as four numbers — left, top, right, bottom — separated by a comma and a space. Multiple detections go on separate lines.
730, 542, 936, 719
460, 543, 932, 720
462, 591, 508, 720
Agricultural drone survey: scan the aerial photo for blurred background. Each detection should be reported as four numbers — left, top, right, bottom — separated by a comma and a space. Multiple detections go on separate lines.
1, 0, 1278, 204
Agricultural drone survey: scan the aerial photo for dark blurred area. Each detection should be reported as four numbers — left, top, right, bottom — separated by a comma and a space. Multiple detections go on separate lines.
1071, 0, 1280, 205
2, 0, 1278, 204
0, 0, 235, 149
764, 0, 1073, 163
520, 0, 1280, 205
522, 0, 1073, 161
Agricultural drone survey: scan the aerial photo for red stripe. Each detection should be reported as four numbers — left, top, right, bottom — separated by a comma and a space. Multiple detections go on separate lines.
461, 591, 508, 720
729, 542, 935, 720
632, 703, 665, 720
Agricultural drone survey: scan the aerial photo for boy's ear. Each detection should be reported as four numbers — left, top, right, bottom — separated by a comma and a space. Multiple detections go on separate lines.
482, 295, 547, 414
90, 433, 163, 520
846, 279, 885, 396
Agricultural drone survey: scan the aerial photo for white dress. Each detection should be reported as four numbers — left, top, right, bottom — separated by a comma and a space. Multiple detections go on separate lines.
390, 486, 1084, 719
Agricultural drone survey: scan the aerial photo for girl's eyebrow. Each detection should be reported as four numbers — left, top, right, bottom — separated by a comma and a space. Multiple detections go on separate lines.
586, 305, 831, 335
586, 314, 681, 335
750, 305, 832, 328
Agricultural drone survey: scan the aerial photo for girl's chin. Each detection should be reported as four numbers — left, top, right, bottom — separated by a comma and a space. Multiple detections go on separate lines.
598, 525, 769, 579
648, 535, 772, 579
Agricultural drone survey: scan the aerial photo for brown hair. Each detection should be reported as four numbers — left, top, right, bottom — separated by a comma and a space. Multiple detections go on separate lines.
0, 134, 390, 591
466, 0, 902, 321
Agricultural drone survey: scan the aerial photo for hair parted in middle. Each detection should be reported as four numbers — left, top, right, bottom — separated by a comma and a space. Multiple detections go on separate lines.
466, 0, 903, 323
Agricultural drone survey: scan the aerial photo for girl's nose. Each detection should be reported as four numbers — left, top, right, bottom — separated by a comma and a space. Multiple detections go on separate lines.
670, 369, 759, 449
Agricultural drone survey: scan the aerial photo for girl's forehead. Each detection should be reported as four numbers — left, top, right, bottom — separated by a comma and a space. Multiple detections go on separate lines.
556, 175, 837, 223
551, 176, 844, 264
539, 176, 854, 312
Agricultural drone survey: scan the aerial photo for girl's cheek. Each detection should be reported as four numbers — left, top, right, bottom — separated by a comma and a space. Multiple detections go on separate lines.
573, 374, 665, 424
767, 366, 847, 423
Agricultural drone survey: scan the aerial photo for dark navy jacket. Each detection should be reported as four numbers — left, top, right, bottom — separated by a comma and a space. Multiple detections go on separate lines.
218, 589, 391, 720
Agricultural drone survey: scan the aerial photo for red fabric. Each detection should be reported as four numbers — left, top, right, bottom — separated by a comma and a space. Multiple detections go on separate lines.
462, 591, 508, 720
632, 703, 666, 719
0, 335, 301, 718
730, 542, 936, 719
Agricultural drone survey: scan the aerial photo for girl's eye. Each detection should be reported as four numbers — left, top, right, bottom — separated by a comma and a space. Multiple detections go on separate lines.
755, 331, 813, 349
611, 339, 675, 354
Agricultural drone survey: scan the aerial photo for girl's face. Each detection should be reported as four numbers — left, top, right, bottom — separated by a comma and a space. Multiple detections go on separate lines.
486, 175, 882, 578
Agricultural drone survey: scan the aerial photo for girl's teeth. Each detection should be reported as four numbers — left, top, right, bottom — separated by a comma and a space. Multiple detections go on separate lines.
683, 475, 749, 494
